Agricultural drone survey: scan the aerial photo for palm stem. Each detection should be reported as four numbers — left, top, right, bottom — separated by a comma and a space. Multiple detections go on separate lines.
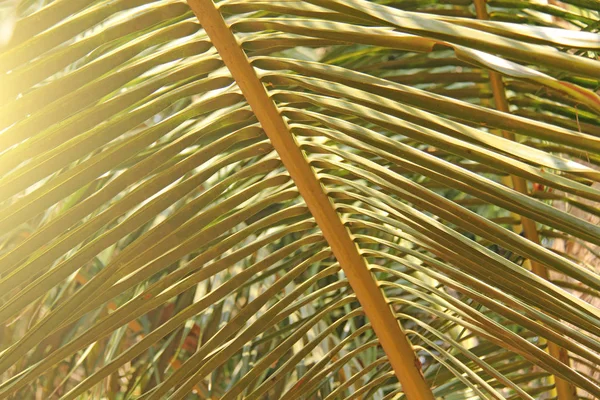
185, 1, 435, 398
473, 1, 578, 399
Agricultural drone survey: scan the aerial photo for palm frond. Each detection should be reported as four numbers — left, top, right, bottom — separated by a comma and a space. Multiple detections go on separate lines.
1, 0, 599, 399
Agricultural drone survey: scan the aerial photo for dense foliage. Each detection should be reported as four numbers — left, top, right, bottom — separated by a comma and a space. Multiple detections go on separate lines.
0, 0, 599, 399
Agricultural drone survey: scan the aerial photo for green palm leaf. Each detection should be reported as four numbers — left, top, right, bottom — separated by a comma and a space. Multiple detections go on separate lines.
1, 0, 599, 399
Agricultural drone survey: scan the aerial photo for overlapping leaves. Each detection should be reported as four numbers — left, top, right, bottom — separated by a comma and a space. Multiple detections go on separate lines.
0, 0, 599, 399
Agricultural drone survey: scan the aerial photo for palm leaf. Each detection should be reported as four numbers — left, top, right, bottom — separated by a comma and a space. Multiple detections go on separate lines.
1, 0, 599, 399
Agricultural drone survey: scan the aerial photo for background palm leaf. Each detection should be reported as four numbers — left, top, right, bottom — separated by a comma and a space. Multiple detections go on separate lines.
1, 0, 599, 399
